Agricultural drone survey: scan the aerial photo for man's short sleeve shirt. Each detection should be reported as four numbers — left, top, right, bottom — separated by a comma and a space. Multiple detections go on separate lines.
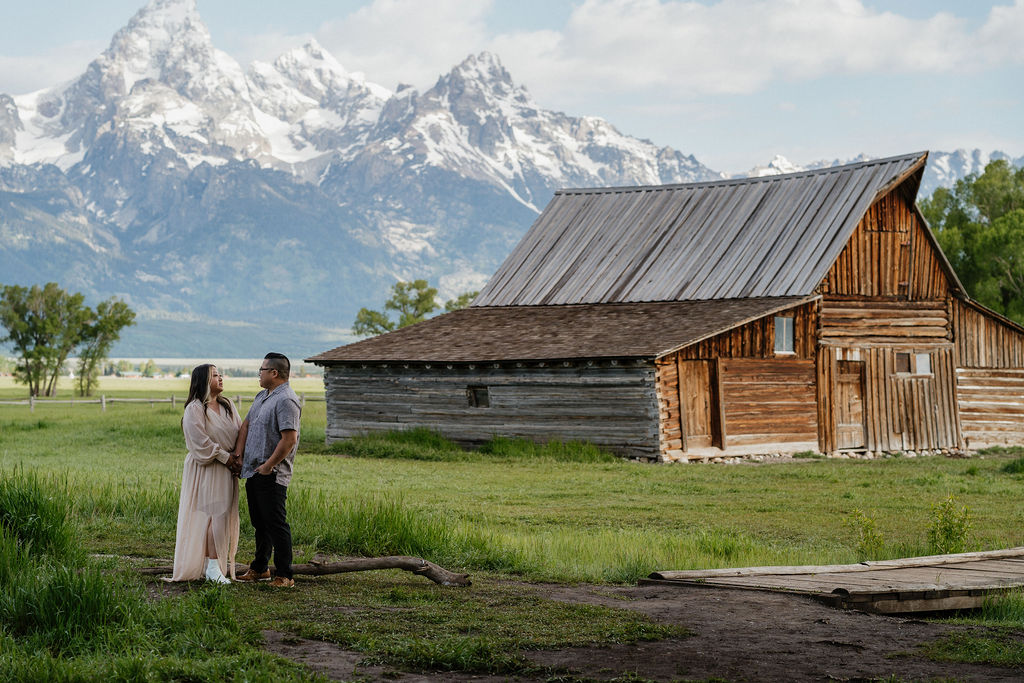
240, 382, 301, 486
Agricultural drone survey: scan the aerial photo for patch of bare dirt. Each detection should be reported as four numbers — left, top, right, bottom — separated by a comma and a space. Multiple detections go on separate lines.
262, 582, 1024, 682
260, 630, 518, 682
528, 582, 1024, 681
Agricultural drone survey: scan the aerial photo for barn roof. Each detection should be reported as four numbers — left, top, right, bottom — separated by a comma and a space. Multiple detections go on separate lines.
307, 296, 815, 364
473, 152, 929, 307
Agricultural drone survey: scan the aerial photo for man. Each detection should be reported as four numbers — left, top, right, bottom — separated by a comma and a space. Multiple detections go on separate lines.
231, 352, 301, 587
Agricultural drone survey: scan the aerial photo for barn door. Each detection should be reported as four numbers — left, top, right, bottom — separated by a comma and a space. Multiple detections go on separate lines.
835, 360, 866, 450
677, 359, 719, 449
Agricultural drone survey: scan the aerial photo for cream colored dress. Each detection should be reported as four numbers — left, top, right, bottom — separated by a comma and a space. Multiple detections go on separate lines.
169, 400, 241, 581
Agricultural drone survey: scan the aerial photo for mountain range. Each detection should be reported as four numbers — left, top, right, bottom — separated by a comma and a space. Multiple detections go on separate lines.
1, 0, 1019, 358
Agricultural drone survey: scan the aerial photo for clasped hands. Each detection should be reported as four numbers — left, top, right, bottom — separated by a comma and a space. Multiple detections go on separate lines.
226, 452, 274, 477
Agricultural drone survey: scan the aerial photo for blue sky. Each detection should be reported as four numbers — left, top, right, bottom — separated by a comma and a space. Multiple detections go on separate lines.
1, 0, 1021, 173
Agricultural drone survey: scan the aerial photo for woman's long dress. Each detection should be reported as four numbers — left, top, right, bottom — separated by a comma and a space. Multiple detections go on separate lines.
170, 400, 241, 581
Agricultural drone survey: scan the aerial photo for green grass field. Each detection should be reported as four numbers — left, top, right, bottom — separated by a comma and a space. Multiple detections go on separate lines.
2, 376, 1024, 678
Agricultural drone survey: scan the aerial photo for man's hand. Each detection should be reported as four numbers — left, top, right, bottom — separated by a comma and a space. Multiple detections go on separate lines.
227, 452, 242, 476
255, 461, 274, 476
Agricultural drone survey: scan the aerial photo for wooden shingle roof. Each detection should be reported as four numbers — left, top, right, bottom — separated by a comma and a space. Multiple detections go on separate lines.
307, 296, 815, 364
474, 152, 928, 307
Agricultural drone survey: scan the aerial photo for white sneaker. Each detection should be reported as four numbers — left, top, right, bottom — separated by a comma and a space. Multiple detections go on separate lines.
205, 558, 231, 584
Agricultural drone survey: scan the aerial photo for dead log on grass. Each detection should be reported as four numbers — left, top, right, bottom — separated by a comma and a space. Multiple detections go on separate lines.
137, 555, 471, 587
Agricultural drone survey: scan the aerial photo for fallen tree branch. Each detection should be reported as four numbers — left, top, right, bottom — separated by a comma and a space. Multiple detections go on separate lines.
137, 555, 471, 587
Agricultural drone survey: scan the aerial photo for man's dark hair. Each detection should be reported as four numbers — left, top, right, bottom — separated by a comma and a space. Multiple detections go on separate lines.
265, 352, 290, 380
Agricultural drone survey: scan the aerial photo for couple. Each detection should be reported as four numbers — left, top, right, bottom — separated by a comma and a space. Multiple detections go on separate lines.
169, 352, 301, 588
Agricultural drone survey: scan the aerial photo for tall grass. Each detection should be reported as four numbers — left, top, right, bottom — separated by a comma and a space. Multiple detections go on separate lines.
291, 490, 526, 573
0, 469, 78, 561
0, 470, 313, 681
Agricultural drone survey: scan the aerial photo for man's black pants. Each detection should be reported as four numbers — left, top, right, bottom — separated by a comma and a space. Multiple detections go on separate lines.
245, 473, 293, 579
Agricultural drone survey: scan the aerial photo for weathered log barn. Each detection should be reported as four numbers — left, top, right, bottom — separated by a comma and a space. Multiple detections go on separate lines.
308, 152, 1024, 460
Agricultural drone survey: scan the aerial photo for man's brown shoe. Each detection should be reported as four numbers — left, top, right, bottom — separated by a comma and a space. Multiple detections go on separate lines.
268, 576, 295, 588
236, 568, 271, 582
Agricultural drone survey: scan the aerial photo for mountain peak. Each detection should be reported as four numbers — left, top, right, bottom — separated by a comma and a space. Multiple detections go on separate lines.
112, 0, 209, 59
451, 51, 514, 86
744, 154, 803, 177
270, 38, 357, 92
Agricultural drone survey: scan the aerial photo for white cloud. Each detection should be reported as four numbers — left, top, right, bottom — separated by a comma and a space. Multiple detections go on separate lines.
488, 0, 1024, 103
312, 0, 493, 90
0, 41, 104, 95
977, 0, 1024, 65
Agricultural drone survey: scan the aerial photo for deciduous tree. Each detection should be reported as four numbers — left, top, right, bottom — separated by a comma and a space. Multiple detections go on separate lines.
75, 299, 136, 396
352, 280, 477, 337
0, 283, 88, 396
921, 160, 1024, 323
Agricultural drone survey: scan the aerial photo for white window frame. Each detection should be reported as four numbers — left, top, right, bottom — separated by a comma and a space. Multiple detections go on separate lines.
774, 315, 795, 355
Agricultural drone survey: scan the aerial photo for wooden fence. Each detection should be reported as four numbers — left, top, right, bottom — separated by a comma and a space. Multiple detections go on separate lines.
0, 394, 325, 413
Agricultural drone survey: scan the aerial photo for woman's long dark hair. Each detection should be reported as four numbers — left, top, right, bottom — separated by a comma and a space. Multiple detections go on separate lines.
184, 363, 234, 425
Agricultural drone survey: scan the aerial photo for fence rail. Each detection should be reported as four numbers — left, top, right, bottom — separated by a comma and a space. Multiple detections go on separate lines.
0, 394, 325, 412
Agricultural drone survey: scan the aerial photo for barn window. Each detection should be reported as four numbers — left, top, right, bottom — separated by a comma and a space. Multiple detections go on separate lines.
774, 315, 795, 354
915, 353, 932, 375
467, 385, 490, 408
895, 352, 932, 375
895, 352, 911, 373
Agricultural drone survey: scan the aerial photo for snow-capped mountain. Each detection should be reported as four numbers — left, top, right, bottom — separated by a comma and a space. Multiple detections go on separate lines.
741, 151, 1023, 198
0, 0, 721, 356
0, 0, 1018, 357
744, 154, 806, 178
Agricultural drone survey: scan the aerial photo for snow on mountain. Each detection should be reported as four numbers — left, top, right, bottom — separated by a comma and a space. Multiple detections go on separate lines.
741, 150, 1022, 197
247, 39, 392, 173
348, 51, 720, 211
744, 154, 804, 177
0, 0, 1017, 356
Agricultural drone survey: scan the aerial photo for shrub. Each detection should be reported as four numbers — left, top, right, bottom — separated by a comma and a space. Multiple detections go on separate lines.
845, 508, 884, 561
928, 494, 972, 555
1001, 457, 1024, 475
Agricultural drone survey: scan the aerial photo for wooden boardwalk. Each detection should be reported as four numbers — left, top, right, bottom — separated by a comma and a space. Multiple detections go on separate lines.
643, 548, 1024, 614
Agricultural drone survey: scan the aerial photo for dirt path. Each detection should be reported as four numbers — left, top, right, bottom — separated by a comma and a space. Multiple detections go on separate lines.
261, 581, 1024, 681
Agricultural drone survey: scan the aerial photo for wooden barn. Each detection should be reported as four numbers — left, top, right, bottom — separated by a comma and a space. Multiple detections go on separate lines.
308, 152, 1024, 461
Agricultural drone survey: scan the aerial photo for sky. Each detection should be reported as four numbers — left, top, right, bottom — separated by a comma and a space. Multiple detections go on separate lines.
1, 0, 1021, 174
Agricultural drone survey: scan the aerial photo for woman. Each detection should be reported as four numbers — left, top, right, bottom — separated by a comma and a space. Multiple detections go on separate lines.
169, 364, 241, 583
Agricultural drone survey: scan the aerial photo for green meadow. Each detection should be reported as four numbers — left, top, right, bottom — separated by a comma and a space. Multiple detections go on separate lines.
2, 374, 1024, 678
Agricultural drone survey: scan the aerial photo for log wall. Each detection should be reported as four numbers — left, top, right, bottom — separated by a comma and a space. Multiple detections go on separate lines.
322, 361, 661, 459
821, 188, 948, 300
817, 345, 961, 453
656, 302, 819, 459
950, 299, 1024, 446
819, 299, 951, 346
956, 368, 1024, 447
674, 301, 817, 360
719, 358, 817, 447
951, 299, 1024, 369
